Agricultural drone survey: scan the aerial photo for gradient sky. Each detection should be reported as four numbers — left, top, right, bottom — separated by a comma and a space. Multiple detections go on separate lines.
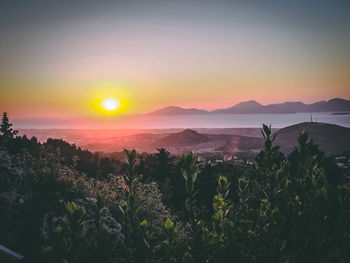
1, 0, 350, 122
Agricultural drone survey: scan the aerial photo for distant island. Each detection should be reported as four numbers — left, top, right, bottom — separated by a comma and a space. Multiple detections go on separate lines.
332, 112, 350, 115
148, 98, 350, 115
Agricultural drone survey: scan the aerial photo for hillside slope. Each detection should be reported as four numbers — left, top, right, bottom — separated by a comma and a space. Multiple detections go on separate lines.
153, 129, 210, 147
274, 122, 350, 154
218, 135, 263, 153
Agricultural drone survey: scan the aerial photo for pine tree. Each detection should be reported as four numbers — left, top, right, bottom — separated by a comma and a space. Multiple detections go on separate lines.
0, 112, 18, 140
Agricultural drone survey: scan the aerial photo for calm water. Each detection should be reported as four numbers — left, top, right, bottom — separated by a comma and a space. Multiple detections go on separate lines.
119, 112, 350, 129
13, 112, 350, 129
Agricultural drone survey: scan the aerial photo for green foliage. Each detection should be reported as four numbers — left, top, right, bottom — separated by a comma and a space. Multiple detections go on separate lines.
255, 124, 285, 175
1, 120, 350, 263
179, 152, 199, 220
43, 197, 124, 263
152, 148, 175, 204
120, 150, 189, 262
157, 218, 180, 262
209, 176, 235, 262
120, 149, 139, 227
47, 201, 87, 262
45, 138, 120, 178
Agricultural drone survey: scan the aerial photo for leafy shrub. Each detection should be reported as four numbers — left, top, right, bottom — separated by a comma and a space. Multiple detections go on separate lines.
42, 195, 124, 263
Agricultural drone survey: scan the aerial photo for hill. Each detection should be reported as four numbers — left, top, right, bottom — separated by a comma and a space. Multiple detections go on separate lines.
274, 122, 350, 154
153, 129, 210, 147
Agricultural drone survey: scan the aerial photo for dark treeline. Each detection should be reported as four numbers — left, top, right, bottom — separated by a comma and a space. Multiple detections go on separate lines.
2, 114, 122, 180
0, 112, 349, 263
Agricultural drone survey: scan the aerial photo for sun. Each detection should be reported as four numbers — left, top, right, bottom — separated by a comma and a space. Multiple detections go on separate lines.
101, 98, 120, 111
88, 85, 129, 115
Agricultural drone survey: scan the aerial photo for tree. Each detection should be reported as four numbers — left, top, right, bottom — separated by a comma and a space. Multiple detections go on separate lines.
154, 148, 173, 182
119, 149, 149, 260
179, 152, 199, 220
1, 112, 18, 138
152, 148, 174, 204
0, 112, 18, 145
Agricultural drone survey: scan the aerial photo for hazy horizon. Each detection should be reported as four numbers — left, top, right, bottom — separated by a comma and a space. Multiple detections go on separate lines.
11, 112, 350, 129
5, 96, 350, 129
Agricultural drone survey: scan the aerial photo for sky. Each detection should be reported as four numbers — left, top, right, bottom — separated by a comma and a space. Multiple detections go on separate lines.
0, 0, 350, 126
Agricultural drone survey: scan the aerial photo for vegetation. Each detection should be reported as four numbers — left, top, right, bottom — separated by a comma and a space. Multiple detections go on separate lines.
1, 113, 350, 262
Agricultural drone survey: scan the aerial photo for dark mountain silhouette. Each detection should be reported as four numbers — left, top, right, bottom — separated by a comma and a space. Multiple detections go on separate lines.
263, 102, 309, 113
147, 106, 208, 115
212, 100, 263, 114
147, 98, 350, 115
274, 122, 350, 154
308, 98, 350, 112
152, 129, 210, 147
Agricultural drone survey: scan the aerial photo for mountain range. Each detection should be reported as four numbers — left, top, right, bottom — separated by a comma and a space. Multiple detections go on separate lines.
148, 98, 350, 115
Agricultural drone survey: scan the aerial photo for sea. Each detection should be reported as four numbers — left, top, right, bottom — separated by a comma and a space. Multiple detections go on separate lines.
114, 112, 350, 129
13, 112, 350, 129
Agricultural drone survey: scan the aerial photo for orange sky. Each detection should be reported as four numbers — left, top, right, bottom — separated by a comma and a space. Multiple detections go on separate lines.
1, 0, 350, 120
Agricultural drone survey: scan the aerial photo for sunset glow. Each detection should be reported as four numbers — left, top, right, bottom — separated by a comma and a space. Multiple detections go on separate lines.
102, 98, 120, 112
0, 0, 349, 128
1, 3, 349, 261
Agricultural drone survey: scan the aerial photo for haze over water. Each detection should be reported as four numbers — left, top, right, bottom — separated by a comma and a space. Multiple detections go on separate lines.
133, 113, 350, 129
13, 112, 350, 129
